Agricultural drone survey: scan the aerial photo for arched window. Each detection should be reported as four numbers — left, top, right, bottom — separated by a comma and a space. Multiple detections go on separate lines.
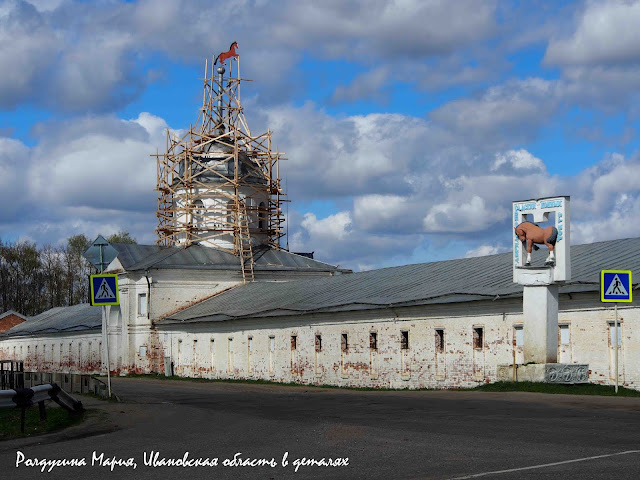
258, 202, 266, 230
193, 199, 204, 229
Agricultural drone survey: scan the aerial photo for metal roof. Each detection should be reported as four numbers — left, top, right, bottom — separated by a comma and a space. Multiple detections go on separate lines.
0, 304, 101, 338
163, 237, 640, 324
0, 310, 28, 321
110, 243, 348, 273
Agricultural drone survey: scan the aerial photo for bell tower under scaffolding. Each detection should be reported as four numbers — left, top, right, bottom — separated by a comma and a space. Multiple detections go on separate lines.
155, 47, 286, 282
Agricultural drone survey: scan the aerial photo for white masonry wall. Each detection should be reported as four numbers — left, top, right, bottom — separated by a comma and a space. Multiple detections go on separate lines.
157, 292, 640, 390
0, 330, 103, 374
106, 268, 241, 375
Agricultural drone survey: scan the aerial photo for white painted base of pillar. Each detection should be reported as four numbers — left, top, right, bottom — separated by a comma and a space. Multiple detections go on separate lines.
523, 283, 558, 364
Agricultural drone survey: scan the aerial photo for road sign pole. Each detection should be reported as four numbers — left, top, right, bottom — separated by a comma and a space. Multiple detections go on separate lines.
102, 305, 112, 398
98, 244, 112, 398
601, 270, 632, 394
615, 302, 618, 394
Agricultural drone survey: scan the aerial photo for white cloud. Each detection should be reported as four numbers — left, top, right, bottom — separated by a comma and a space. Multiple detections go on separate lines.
275, 0, 497, 59
258, 104, 433, 199
492, 149, 546, 172
0, 137, 30, 221
423, 196, 508, 233
331, 67, 391, 104
0, 113, 169, 246
545, 1, 640, 66
0, 1, 62, 108
0, 0, 501, 112
289, 208, 421, 270
300, 211, 352, 242
464, 244, 508, 258
27, 113, 165, 211
572, 193, 640, 244
430, 78, 558, 146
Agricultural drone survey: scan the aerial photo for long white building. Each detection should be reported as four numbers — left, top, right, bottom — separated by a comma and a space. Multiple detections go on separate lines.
2, 237, 638, 389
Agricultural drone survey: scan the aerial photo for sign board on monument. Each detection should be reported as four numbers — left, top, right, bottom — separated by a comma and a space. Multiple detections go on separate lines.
601, 270, 632, 303
512, 196, 570, 283
90, 274, 120, 306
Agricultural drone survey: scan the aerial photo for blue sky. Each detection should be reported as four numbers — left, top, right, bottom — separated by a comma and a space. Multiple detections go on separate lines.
1, 0, 640, 271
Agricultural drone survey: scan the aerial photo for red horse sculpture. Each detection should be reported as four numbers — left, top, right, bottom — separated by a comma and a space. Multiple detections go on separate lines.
515, 221, 558, 266
215, 42, 239, 66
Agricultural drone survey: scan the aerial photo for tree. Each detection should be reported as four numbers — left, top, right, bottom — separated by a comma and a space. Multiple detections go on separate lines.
65, 234, 92, 306
106, 230, 137, 244
0, 240, 45, 315
0, 231, 136, 316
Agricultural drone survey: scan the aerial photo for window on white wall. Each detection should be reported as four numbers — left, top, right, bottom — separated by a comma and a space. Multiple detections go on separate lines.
400, 331, 409, 350
435, 329, 444, 352
514, 326, 524, 347
609, 323, 622, 347
473, 327, 484, 350
138, 293, 148, 316
559, 325, 570, 345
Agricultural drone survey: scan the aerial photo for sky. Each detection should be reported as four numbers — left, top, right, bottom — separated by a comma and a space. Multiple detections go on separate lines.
1, 0, 640, 271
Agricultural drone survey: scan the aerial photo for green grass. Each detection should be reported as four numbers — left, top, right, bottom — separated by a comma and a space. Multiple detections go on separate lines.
0, 406, 85, 440
470, 381, 640, 397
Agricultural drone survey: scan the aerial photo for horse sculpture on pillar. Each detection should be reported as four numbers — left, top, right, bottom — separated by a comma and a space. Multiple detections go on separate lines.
515, 221, 558, 267
214, 41, 239, 66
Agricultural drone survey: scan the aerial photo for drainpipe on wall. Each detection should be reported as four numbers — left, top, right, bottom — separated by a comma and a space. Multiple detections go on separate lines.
144, 273, 151, 320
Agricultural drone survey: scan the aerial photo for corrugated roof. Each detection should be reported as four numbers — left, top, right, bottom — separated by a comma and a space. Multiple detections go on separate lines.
110, 243, 348, 273
0, 304, 101, 338
163, 237, 640, 324
0, 310, 28, 321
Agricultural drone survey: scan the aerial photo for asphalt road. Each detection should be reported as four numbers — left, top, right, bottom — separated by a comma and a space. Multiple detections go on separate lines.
2, 377, 640, 479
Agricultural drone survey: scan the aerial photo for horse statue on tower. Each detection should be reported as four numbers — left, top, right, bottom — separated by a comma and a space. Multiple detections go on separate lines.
214, 41, 239, 66
515, 221, 558, 267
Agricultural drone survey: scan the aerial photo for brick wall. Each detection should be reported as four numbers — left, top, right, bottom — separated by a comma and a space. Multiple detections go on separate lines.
0, 313, 26, 334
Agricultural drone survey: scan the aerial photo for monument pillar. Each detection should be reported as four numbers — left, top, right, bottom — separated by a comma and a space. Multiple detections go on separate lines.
523, 284, 558, 364
497, 195, 588, 384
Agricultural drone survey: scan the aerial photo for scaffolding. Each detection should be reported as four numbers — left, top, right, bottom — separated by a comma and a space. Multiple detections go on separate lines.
155, 50, 286, 282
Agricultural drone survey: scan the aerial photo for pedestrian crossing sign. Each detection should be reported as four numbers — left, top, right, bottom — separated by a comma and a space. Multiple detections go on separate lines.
601, 270, 632, 303
90, 274, 119, 306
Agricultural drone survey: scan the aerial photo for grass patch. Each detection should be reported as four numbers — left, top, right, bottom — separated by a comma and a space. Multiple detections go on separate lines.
0, 406, 84, 440
470, 381, 640, 397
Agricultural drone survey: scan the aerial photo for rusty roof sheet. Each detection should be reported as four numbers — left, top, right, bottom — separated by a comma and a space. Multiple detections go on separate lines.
162, 237, 640, 324
0, 304, 101, 338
